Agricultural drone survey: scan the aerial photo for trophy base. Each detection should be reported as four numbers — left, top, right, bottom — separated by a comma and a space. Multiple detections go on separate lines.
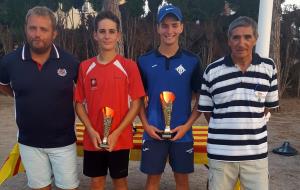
156, 131, 176, 140
100, 143, 109, 149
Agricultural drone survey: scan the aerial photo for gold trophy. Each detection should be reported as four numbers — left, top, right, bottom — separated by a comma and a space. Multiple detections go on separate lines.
100, 106, 114, 148
159, 91, 176, 139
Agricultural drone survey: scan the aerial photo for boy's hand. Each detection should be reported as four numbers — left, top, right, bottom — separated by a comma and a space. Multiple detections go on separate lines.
171, 125, 189, 141
107, 131, 121, 152
87, 128, 101, 150
144, 124, 163, 140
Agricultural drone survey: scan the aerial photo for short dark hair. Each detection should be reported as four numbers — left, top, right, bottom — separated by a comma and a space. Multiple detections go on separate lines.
228, 16, 258, 39
94, 11, 120, 32
26, 6, 57, 30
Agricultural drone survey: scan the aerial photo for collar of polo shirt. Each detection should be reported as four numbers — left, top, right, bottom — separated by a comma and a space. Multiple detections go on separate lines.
21, 43, 60, 61
225, 53, 261, 67
155, 47, 183, 59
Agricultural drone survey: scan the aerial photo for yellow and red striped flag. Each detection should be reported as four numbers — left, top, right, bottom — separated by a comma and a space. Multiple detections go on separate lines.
0, 143, 25, 185
0, 124, 85, 186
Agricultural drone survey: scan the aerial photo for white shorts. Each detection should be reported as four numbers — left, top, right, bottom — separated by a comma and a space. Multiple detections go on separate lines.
19, 143, 79, 189
208, 158, 268, 190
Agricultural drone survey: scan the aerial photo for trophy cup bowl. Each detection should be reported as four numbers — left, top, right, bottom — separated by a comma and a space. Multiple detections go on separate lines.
158, 91, 176, 139
100, 106, 114, 148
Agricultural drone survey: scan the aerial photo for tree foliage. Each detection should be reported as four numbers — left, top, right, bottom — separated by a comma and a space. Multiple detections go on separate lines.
89, 0, 104, 12
168, 0, 225, 21
59, 0, 74, 13
124, 0, 144, 18
148, 0, 163, 16
227, 0, 260, 20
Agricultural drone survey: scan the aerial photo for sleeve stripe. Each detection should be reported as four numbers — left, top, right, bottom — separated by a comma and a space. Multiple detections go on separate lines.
265, 101, 279, 108
0, 82, 10, 85
198, 105, 213, 112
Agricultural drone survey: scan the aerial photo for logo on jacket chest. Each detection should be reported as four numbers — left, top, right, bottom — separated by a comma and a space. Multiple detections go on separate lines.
57, 68, 67, 77
90, 78, 97, 89
175, 64, 186, 75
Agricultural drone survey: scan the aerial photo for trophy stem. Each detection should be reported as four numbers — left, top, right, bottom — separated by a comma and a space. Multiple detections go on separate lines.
165, 102, 172, 126
162, 102, 173, 139
103, 117, 112, 137
100, 109, 113, 148
164, 126, 171, 133
160, 91, 175, 140
102, 137, 108, 144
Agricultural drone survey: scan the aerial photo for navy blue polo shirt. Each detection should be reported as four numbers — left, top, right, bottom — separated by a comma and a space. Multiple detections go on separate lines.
0, 44, 79, 148
138, 48, 203, 142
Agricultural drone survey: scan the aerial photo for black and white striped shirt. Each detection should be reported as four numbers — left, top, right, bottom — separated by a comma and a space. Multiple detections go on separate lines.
198, 53, 279, 161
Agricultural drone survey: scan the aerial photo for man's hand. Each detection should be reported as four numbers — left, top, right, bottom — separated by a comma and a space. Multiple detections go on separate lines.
86, 128, 101, 150
171, 125, 189, 141
144, 124, 163, 140
0, 84, 13, 97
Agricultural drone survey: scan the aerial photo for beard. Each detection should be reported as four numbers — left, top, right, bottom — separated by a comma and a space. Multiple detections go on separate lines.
27, 39, 53, 55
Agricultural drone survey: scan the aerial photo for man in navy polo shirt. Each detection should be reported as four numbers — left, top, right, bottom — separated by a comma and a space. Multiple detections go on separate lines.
138, 4, 203, 190
0, 6, 79, 190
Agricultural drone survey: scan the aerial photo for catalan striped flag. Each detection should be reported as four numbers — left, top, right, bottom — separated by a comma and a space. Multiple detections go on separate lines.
75, 123, 85, 157
0, 143, 25, 185
0, 125, 87, 185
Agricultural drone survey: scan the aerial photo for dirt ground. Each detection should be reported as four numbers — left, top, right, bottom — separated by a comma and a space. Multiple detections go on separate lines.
0, 95, 299, 190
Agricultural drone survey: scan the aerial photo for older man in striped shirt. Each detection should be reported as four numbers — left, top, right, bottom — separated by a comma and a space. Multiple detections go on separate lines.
198, 16, 279, 190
